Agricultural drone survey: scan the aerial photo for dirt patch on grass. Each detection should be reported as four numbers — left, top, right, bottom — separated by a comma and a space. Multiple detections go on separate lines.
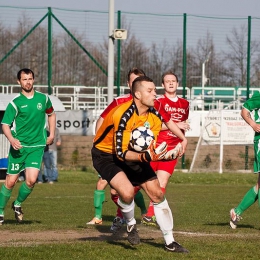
1, 226, 258, 247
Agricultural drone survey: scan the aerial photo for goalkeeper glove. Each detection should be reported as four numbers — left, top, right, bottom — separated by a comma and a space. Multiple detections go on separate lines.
138, 140, 167, 162
163, 143, 183, 160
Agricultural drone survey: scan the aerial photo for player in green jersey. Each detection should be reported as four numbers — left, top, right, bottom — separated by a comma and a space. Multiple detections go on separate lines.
0, 68, 56, 224
230, 91, 260, 229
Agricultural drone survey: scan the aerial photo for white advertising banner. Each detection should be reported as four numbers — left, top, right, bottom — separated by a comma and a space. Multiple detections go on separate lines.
202, 110, 254, 145
56, 110, 94, 135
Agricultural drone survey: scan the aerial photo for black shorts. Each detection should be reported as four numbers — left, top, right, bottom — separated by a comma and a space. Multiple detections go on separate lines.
91, 146, 156, 186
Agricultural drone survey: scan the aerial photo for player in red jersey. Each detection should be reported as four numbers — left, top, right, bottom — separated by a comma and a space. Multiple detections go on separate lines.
142, 71, 190, 226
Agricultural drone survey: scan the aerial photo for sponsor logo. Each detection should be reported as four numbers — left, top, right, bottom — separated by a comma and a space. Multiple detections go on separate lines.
21, 105, 28, 108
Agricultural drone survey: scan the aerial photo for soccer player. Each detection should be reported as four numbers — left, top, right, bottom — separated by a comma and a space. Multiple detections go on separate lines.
229, 91, 260, 229
91, 75, 189, 253
142, 71, 190, 226
87, 68, 148, 227
0, 68, 56, 224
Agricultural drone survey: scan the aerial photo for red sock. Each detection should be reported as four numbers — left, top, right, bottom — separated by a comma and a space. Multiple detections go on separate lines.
146, 187, 166, 217
111, 194, 124, 218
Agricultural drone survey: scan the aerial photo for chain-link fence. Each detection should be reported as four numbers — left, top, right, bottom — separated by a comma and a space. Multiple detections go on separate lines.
1, 6, 260, 98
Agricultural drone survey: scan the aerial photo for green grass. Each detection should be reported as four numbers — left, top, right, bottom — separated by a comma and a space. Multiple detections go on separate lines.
1, 170, 260, 260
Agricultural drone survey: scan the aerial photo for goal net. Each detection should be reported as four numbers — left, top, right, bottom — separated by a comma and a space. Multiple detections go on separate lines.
189, 109, 254, 173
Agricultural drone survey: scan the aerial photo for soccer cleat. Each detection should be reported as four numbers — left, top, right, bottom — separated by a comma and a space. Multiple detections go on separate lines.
126, 224, 140, 245
0, 215, 4, 225
141, 215, 158, 227
86, 217, 103, 225
12, 202, 23, 223
110, 216, 124, 234
230, 208, 242, 229
165, 241, 189, 253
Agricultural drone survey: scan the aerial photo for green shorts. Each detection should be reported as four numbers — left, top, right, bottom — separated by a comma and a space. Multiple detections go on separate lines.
7, 146, 45, 174
254, 139, 260, 173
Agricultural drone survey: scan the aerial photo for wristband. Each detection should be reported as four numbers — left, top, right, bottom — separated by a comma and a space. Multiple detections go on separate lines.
138, 152, 150, 162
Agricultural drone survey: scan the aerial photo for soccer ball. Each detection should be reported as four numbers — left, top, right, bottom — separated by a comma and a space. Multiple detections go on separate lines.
129, 126, 155, 152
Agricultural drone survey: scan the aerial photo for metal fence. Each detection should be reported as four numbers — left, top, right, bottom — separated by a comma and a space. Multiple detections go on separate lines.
1, 6, 260, 104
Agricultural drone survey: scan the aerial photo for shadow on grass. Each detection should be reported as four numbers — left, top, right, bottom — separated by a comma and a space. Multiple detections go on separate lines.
205, 222, 256, 229
3, 220, 41, 225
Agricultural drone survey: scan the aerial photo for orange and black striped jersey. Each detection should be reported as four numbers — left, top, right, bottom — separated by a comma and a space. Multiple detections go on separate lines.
93, 100, 163, 161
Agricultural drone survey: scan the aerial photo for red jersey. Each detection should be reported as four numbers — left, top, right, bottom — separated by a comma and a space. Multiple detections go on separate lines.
100, 93, 171, 123
156, 95, 189, 148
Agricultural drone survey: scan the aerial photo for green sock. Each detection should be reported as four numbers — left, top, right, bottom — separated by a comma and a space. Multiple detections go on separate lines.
0, 185, 12, 215
15, 182, 33, 206
93, 190, 105, 219
134, 190, 147, 215
235, 186, 258, 215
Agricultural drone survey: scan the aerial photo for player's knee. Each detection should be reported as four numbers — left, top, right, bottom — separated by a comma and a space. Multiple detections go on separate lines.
150, 190, 164, 203
120, 192, 134, 204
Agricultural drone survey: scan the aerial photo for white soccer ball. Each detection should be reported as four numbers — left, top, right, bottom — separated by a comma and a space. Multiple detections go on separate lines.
129, 126, 155, 152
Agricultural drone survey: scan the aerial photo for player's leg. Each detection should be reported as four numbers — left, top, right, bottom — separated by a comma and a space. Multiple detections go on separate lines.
110, 188, 125, 233
141, 178, 188, 253
133, 186, 147, 218
110, 171, 140, 245
0, 148, 26, 224
230, 174, 259, 229
230, 141, 260, 229
87, 177, 107, 225
12, 147, 43, 223
143, 160, 176, 226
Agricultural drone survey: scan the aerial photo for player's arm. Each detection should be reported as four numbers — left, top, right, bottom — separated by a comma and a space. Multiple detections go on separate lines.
164, 119, 187, 155
95, 117, 104, 134
241, 107, 260, 132
47, 112, 56, 145
2, 124, 22, 150
95, 99, 118, 134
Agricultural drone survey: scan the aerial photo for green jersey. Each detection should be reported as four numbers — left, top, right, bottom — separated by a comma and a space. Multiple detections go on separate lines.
243, 91, 260, 141
1, 91, 54, 147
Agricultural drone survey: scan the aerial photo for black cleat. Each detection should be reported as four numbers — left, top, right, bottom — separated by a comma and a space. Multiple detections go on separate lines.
126, 224, 140, 245
165, 241, 189, 253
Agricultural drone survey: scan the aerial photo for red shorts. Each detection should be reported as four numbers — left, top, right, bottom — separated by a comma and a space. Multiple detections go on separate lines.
150, 159, 178, 175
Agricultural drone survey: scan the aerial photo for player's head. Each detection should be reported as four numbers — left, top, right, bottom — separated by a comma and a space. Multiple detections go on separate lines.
17, 68, 35, 80
161, 70, 178, 84
127, 67, 146, 89
161, 71, 179, 95
17, 68, 35, 93
132, 75, 156, 108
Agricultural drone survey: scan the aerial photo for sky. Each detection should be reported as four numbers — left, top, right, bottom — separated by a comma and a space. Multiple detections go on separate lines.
0, 0, 260, 17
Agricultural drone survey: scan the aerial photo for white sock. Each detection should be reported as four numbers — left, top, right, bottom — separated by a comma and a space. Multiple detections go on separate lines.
117, 198, 136, 226
154, 198, 174, 245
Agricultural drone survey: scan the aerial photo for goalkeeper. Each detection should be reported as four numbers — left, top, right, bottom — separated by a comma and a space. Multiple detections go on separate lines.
91, 76, 189, 253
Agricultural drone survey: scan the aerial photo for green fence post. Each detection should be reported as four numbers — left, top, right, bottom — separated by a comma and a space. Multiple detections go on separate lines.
48, 7, 52, 95
182, 13, 187, 170
245, 16, 251, 170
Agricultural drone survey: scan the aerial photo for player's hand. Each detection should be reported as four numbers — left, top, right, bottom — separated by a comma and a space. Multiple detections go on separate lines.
138, 140, 167, 162
163, 143, 182, 160
10, 138, 22, 150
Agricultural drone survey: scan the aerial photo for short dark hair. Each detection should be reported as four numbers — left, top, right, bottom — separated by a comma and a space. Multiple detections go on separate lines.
17, 68, 34, 80
161, 71, 178, 84
127, 67, 146, 82
132, 75, 154, 95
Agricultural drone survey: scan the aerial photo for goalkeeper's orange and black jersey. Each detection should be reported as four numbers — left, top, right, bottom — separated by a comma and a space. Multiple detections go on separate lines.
93, 100, 163, 161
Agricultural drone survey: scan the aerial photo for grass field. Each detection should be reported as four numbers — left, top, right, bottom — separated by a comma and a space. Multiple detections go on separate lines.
1, 170, 260, 260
